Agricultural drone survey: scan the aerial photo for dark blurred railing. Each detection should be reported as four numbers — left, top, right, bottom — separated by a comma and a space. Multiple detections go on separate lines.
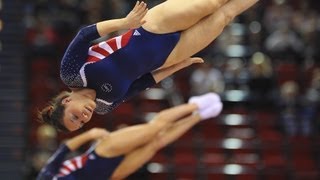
0, 0, 27, 179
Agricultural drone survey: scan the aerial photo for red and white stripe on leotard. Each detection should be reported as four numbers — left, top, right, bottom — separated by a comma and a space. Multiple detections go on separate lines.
87, 30, 133, 62
57, 154, 89, 177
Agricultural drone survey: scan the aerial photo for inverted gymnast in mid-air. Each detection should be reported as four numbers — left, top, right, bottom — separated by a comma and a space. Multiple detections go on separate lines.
39, 0, 259, 132
37, 93, 223, 180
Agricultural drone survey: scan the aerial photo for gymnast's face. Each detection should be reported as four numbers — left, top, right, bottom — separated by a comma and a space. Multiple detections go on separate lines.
61, 95, 96, 131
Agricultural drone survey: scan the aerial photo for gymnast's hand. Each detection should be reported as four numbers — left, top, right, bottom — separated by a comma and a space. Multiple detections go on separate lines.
151, 57, 204, 83
172, 57, 205, 70
88, 128, 110, 140
183, 57, 204, 67
125, 1, 148, 29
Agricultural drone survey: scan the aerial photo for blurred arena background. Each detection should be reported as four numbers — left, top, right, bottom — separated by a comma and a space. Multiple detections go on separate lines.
1, 0, 320, 179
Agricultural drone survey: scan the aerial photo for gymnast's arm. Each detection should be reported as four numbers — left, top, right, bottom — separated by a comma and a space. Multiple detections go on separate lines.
61, 2, 147, 66
77, 1, 147, 41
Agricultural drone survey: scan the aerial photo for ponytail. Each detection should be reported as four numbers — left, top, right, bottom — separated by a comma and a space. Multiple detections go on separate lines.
38, 91, 71, 132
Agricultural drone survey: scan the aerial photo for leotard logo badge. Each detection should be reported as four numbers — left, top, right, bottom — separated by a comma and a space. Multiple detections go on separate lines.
101, 83, 112, 93
133, 30, 141, 36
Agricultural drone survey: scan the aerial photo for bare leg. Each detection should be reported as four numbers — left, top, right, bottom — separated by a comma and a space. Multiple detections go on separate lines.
151, 103, 198, 126
162, 0, 259, 68
110, 113, 201, 180
95, 104, 198, 157
153, 114, 201, 150
143, 0, 229, 33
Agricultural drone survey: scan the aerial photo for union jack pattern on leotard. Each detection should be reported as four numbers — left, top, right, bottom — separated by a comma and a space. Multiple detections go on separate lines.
37, 144, 124, 180
56, 154, 89, 177
86, 30, 133, 62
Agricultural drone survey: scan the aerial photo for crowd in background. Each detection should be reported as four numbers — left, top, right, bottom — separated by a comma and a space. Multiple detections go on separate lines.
23, 0, 320, 179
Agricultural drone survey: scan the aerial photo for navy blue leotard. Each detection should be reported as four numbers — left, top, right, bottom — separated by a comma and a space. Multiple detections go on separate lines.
60, 24, 180, 114
37, 144, 124, 180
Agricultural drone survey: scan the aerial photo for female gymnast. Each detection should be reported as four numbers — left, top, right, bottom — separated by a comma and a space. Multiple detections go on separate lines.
39, 0, 258, 132
37, 93, 223, 180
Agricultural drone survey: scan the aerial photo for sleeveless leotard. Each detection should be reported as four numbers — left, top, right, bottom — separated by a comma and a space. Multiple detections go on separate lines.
37, 144, 124, 180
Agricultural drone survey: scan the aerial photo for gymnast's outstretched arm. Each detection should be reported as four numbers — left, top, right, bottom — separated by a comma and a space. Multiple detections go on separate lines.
60, 2, 148, 68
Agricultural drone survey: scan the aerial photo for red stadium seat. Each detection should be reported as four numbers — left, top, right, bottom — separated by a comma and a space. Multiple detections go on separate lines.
232, 173, 259, 180
147, 152, 172, 180
263, 172, 288, 180
230, 153, 260, 168
260, 145, 287, 169
206, 173, 228, 180
175, 169, 198, 180
173, 151, 198, 166
201, 152, 227, 166
258, 129, 284, 145
198, 120, 224, 141
150, 153, 170, 164
225, 127, 256, 140
275, 62, 299, 86
112, 102, 135, 116
148, 172, 170, 180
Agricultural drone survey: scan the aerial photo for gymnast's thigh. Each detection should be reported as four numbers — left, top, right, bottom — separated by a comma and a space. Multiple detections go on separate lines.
142, 0, 228, 34
160, 10, 227, 68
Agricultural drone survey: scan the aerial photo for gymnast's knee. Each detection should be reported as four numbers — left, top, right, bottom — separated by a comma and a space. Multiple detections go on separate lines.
206, 0, 229, 12
95, 137, 121, 158
150, 136, 168, 152
149, 110, 171, 127
220, 9, 236, 26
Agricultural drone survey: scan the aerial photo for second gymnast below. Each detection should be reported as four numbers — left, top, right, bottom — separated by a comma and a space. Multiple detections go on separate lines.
37, 93, 223, 180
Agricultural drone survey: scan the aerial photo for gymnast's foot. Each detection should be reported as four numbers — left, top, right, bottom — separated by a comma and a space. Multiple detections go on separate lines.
188, 92, 223, 120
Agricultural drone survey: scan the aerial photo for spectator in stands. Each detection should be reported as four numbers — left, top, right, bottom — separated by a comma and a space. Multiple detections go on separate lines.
277, 81, 301, 136
247, 52, 275, 105
190, 62, 225, 95
25, 125, 58, 179
264, 22, 304, 60
223, 58, 250, 91
299, 68, 320, 136
263, 0, 293, 34
291, 2, 320, 61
